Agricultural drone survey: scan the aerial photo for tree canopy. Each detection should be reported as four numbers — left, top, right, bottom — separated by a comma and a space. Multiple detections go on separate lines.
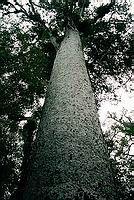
0, 0, 133, 199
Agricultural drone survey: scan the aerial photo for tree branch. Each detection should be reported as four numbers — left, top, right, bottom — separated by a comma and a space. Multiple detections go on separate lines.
28, 0, 36, 15
2, 0, 59, 50
13, 0, 29, 16
93, 0, 115, 23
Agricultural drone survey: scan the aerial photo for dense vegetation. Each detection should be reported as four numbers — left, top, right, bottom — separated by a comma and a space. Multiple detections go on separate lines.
0, 0, 133, 199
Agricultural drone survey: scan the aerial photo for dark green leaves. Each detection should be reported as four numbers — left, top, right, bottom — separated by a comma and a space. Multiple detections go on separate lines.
119, 122, 134, 136
0, 23, 53, 199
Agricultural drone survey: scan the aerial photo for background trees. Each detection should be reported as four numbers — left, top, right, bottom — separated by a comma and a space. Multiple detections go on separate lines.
0, 0, 133, 199
104, 111, 134, 199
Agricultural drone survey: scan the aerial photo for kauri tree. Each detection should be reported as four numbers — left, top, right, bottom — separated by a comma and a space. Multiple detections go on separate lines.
0, 0, 132, 200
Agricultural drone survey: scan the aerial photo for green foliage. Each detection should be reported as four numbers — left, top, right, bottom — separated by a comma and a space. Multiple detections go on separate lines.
120, 122, 134, 136
0, 24, 52, 118
39, 0, 132, 97
0, 0, 132, 199
0, 118, 22, 200
0, 23, 52, 199
105, 112, 134, 199
0, 0, 8, 6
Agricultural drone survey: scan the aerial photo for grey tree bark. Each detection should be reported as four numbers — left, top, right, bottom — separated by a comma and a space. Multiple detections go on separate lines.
23, 28, 117, 200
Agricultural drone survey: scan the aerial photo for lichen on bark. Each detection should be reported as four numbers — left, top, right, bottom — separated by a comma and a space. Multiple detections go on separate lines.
23, 28, 117, 200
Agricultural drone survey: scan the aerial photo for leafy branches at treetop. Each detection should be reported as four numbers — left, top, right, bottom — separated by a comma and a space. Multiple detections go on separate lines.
0, 0, 133, 199
0, 0, 132, 97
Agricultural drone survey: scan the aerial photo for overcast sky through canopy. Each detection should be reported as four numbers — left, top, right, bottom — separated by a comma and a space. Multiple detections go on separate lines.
4, 0, 133, 155
97, 0, 134, 157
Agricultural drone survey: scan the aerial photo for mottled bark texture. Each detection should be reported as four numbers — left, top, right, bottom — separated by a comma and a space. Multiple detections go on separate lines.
23, 28, 116, 200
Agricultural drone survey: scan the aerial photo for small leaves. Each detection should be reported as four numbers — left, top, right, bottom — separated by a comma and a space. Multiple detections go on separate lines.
123, 122, 134, 136
105, 111, 133, 197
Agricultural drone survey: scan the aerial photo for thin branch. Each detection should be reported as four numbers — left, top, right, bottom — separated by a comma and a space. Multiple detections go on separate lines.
6, 1, 29, 18
13, 0, 29, 16
7, 2, 21, 12
93, 0, 115, 23
2, 0, 59, 50
29, 0, 36, 15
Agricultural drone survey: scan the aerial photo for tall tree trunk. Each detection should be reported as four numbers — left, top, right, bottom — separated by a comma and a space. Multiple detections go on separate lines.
23, 28, 117, 200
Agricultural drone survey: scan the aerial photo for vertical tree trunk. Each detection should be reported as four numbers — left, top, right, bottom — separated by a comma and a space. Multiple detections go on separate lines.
23, 28, 116, 200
